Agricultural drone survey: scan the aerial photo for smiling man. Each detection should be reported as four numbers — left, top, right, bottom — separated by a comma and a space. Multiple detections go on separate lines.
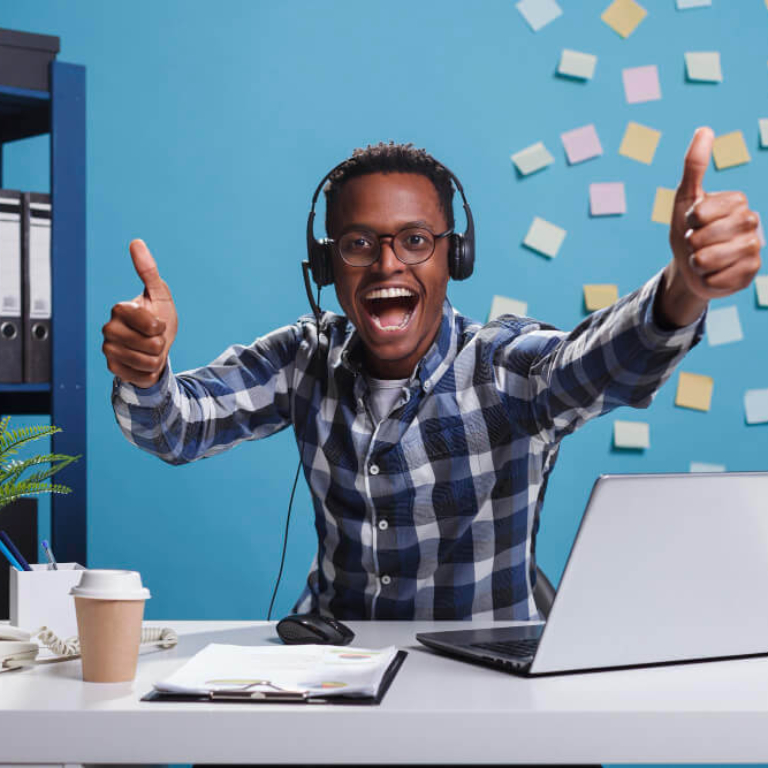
105, 134, 761, 620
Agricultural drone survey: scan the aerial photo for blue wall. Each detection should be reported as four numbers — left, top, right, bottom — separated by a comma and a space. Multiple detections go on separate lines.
2, 0, 767, 629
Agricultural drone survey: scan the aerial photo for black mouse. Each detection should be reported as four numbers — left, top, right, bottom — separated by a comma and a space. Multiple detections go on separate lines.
276, 613, 355, 645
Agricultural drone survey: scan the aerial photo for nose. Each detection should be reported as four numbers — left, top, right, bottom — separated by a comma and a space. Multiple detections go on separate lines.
373, 237, 404, 276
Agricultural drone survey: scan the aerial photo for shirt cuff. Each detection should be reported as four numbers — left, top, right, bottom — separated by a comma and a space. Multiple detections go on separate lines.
638, 269, 707, 350
112, 358, 174, 407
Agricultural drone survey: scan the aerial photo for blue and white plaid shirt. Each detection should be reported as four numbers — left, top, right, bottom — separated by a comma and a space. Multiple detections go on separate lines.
112, 269, 704, 620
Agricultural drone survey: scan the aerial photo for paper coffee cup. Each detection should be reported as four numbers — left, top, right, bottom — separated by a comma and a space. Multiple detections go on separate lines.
70, 570, 151, 683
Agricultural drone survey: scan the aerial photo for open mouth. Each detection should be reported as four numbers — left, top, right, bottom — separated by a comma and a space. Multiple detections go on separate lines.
362, 287, 419, 332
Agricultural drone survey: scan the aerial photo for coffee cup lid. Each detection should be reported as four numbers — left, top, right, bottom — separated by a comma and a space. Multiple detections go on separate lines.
70, 569, 151, 600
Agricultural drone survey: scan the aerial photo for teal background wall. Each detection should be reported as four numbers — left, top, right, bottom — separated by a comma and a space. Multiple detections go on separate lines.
2, 0, 767, 633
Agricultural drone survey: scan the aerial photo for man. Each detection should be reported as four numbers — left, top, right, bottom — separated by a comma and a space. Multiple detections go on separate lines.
103, 129, 761, 620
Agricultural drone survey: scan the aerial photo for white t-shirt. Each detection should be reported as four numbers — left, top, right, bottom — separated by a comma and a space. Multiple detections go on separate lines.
365, 375, 410, 423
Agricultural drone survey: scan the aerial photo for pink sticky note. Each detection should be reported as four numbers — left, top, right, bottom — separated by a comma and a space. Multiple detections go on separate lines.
561, 124, 603, 164
622, 65, 661, 104
758, 214, 766, 247
590, 183, 626, 216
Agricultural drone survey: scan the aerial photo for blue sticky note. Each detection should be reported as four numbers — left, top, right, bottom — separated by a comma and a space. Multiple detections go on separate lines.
676, 0, 712, 8
745, 388, 768, 425
706, 305, 743, 346
516, 0, 563, 31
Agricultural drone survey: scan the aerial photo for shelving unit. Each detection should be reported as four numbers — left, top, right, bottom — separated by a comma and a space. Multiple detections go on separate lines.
0, 61, 86, 564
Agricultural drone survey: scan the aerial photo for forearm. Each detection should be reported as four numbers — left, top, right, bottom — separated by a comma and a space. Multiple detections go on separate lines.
653, 260, 709, 330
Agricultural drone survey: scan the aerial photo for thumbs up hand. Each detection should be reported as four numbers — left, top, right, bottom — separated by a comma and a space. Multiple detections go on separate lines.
656, 127, 761, 327
102, 239, 179, 388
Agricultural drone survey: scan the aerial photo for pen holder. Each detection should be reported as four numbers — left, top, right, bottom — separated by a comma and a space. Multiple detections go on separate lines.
9, 562, 85, 639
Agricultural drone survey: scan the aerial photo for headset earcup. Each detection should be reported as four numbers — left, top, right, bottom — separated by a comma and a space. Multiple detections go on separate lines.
448, 233, 474, 281
309, 239, 334, 287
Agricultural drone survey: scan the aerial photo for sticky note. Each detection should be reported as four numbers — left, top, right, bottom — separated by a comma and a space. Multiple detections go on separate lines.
561, 124, 603, 164
755, 275, 768, 307
677, 0, 711, 8
523, 216, 567, 258
675, 371, 714, 411
685, 52, 722, 82
690, 462, 725, 473
601, 0, 647, 38
584, 284, 619, 311
706, 305, 743, 346
614, 420, 650, 449
759, 118, 768, 148
489, 295, 528, 321
758, 214, 766, 247
745, 388, 768, 425
516, 0, 563, 31
622, 65, 661, 104
511, 142, 555, 175
558, 49, 597, 80
619, 122, 661, 165
590, 182, 626, 216
651, 187, 675, 225
712, 131, 751, 170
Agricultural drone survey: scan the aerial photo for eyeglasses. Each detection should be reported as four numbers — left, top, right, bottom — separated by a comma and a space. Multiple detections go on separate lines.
330, 225, 453, 268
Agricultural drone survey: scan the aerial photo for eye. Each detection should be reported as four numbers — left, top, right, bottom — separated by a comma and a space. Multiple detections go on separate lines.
398, 229, 434, 252
341, 232, 375, 253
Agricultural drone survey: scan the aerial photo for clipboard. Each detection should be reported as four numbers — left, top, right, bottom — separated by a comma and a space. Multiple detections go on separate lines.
141, 649, 407, 705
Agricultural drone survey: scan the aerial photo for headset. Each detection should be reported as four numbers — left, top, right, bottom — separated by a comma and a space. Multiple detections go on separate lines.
268, 157, 476, 620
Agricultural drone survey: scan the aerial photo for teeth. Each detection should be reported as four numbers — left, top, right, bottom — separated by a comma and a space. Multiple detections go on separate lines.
365, 287, 415, 301
371, 309, 414, 332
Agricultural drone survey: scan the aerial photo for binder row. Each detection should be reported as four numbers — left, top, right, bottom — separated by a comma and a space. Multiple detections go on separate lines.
0, 189, 51, 383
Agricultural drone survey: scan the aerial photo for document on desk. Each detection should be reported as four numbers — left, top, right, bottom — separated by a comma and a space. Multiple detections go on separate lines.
154, 643, 401, 699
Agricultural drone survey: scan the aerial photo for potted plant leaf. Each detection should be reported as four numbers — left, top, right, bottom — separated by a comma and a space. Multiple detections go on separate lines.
0, 416, 81, 512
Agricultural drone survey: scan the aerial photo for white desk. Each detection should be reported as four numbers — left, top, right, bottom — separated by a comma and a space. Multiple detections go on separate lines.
3, 619, 768, 765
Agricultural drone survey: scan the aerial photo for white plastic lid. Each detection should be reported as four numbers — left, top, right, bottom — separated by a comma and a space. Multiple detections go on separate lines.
70, 569, 151, 601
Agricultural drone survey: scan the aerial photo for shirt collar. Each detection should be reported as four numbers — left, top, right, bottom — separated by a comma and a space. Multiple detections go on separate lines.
336, 298, 458, 391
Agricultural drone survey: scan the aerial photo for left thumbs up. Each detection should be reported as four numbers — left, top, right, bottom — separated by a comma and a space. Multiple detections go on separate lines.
670, 127, 761, 301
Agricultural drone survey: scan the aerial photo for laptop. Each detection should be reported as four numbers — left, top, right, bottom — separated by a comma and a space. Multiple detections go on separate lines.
416, 472, 768, 676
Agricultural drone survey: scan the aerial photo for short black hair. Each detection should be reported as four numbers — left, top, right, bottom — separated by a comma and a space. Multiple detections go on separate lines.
323, 141, 455, 234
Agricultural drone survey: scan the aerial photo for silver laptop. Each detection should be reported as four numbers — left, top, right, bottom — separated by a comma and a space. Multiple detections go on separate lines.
417, 472, 768, 676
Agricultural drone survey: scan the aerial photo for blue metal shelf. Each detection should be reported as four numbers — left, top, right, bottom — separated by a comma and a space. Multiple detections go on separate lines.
0, 61, 87, 564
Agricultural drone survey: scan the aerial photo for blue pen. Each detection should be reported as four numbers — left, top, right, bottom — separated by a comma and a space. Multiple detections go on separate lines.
41, 539, 58, 570
0, 538, 23, 571
0, 531, 31, 571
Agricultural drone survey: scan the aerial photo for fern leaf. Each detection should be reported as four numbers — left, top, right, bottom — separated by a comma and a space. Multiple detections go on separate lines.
0, 425, 62, 460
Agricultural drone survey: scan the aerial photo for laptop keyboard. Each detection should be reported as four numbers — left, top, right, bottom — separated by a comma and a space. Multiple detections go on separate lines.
470, 638, 540, 659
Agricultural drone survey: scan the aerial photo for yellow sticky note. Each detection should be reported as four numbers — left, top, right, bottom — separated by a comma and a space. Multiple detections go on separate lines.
601, 0, 647, 38
675, 371, 714, 412
651, 187, 675, 225
712, 130, 751, 170
619, 122, 661, 164
584, 284, 619, 311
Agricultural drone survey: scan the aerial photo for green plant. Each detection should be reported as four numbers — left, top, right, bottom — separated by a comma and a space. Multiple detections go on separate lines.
0, 416, 81, 512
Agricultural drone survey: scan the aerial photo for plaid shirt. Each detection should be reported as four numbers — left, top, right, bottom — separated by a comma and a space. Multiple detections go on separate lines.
112, 269, 704, 620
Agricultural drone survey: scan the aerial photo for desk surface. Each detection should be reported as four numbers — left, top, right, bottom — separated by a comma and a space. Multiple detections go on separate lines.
2, 619, 768, 764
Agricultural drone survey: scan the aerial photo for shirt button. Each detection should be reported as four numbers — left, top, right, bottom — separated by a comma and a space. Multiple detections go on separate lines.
423, 380, 431, 392
381, 574, 392, 586
369, 464, 380, 476
377, 519, 389, 531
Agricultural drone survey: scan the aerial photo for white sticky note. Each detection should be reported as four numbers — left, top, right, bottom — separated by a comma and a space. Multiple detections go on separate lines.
690, 462, 726, 473
516, 0, 563, 31
706, 305, 743, 346
511, 142, 555, 175
760, 118, 768, 148
676, 0, 712, 8
614, 420, 650, 449
558, 49, 597, 80
755, 275, 768, 307
489, 295, 528, 321
523, 216, 567, 258
685, 52, 722, 82
757, 213, 766, 247
745, 388, 768, 425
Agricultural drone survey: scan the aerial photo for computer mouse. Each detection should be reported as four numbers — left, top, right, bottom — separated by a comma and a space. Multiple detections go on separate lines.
276, 613, 355, 645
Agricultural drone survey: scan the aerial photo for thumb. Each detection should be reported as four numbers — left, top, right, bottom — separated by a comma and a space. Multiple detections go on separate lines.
676, 126, 714, 206
129, 239, 170, 302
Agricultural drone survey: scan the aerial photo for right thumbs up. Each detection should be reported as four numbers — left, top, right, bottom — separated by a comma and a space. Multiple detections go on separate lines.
101, 239, 179, 389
